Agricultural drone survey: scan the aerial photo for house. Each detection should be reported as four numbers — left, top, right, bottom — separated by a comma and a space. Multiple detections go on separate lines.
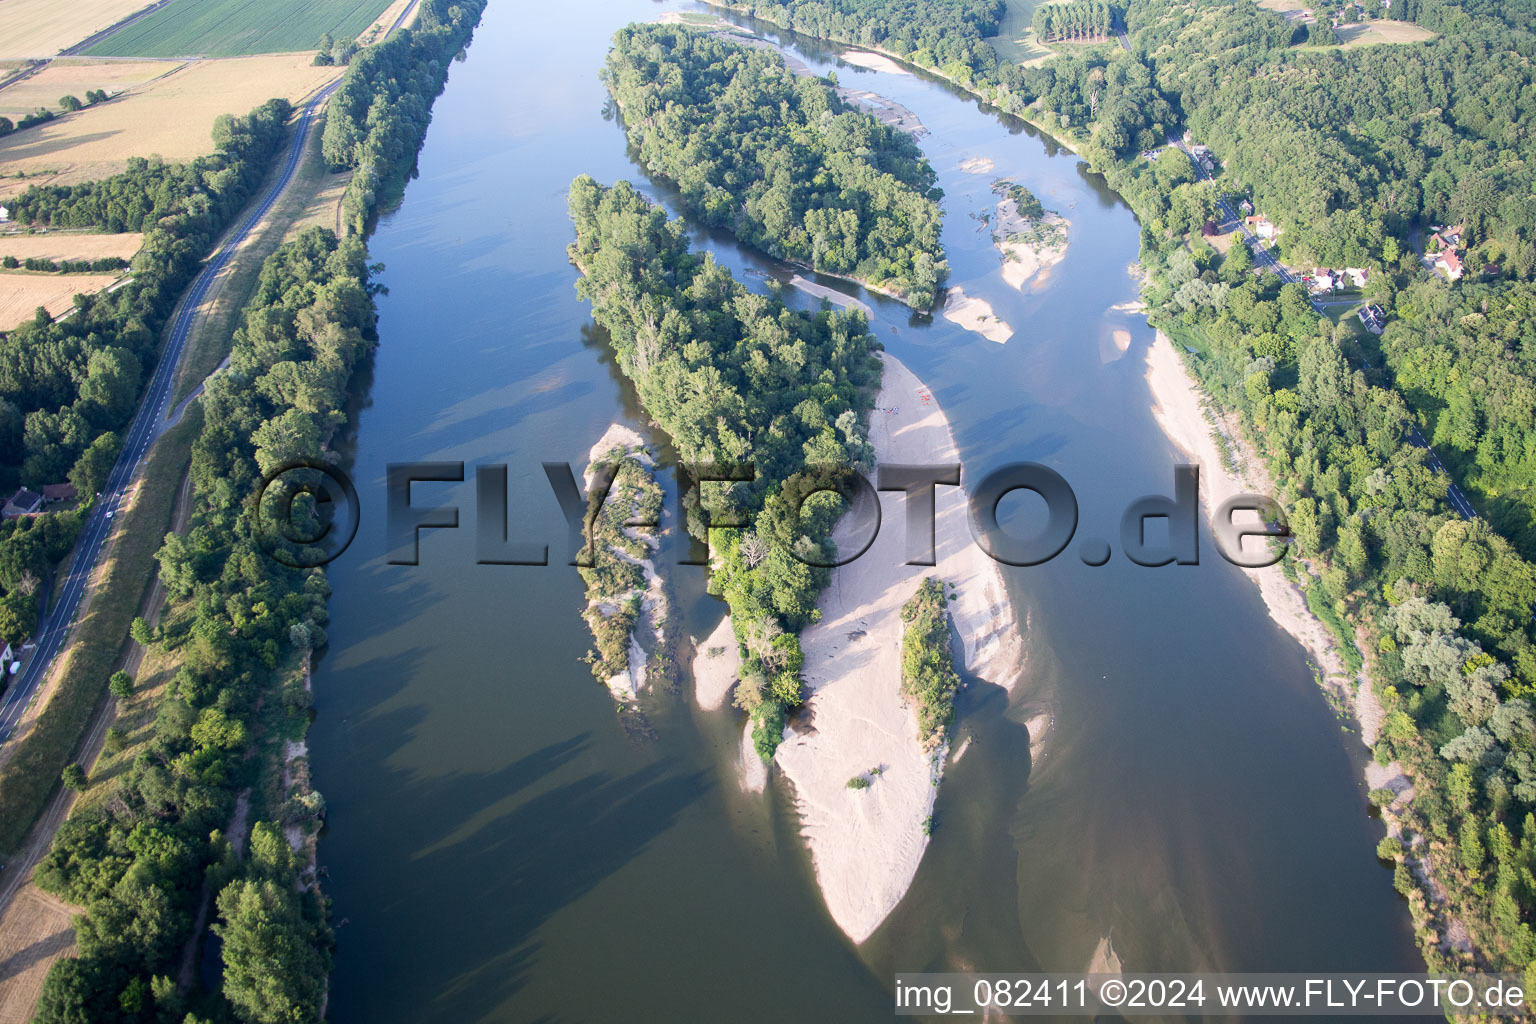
1433, 223, 1464, 250
1436, 248, 1464, 281
1310, 271, 1336, 294
1239, 199, 1254, 216
0, 205, 8, 223
41, 482, 76, 504
1358, 304, 1386, 335
1344, 266, 1369, 288
1245, 215, 1275, 240
3, 488, 42, 518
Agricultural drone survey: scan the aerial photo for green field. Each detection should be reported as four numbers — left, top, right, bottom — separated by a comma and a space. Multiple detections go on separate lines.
85, 0, 394, 57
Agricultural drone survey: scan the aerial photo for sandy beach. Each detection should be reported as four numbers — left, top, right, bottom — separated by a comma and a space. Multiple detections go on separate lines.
774, 352, 1024, 943
839, 49, 910, 74
693, 614, 741, 710
942, 286, 1013, 343
789, 274, 874, 318
1144, 334, 1347, 682
1144, 336, 1351, 667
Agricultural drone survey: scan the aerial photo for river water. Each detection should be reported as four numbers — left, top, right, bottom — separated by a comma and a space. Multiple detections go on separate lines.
309, 1, 1421, 1019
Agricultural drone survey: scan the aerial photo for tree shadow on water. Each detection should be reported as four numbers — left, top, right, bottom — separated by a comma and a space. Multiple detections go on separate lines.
338, 733, 710, 1023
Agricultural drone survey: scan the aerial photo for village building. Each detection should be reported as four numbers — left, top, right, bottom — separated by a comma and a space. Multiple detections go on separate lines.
1358, 304, 1386, 335
42, 483, 77, 504
1344, 267, 1369, 288
1245, 215, 1276, 240
1436, 248, 1464, 281
3, 488, 42, 519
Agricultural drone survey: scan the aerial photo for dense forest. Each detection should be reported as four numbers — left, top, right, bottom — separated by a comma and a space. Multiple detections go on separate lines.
705, 0, 1006, 86
719, 0, 1536, 980
321, 0, 488, 234
29, 228, 369, 1024
569, 175, 881, 755
602, 23, 947, 308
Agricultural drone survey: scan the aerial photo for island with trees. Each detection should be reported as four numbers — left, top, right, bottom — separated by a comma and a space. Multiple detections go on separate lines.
601, 23, 948, 309
568, 174, 882, 756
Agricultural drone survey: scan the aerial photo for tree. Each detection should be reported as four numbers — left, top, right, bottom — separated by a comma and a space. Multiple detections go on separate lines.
130, 616, 153, 646
58, 95, 82, 112
215, 878, 328, 1024
60, 763, 87, 791
109, 671, 134, 699
69, 431, 119, 496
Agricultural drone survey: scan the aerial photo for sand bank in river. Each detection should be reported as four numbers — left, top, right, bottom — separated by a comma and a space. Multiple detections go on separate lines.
942, 286, 1012, 343
693, 615, 741, 710
994, 195, 1069, 292
789, 274, 874, 318
774, 352, 1024, 943
583, 423, 669, 702
1145, 334, 1346, 682
837, 87, 927, 138
839, 49, 910, 74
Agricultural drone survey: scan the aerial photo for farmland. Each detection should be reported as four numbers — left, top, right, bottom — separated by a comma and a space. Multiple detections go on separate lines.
0, 0, 153, 60
0, 272, 124, 330
0, 232, 144, 263
0, 887, 75, 1024
0, 54, 341, 196
0, 59, 179, 121
85, 0, 397, 58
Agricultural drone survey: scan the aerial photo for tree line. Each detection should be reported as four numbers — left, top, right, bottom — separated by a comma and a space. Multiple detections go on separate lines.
321, 0, 488, 235
569, 175, 882, 756
1032, 2, 1118, 42
602, 23, 947, 309
29, 227, 373, 1024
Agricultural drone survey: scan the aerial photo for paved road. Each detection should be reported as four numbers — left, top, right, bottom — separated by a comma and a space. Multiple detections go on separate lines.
1174, 140, 1479, 522
0, 79, 342, 744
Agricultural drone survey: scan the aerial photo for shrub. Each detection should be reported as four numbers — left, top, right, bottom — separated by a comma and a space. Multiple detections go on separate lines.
846, 776, 870, 790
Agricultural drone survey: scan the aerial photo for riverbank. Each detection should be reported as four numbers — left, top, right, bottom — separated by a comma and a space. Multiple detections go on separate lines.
1145, 332, 1349, 682
773, 352, 1024, 943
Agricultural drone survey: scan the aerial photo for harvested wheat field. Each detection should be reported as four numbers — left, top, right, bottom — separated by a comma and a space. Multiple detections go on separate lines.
0, 273, 123, 329
0, 231, 143, 262
0, 54, 341, 195
0, 0, 155, 60
0, 886, 75, 1024
0, 59, 181, 119
1339, 19, 1436, 45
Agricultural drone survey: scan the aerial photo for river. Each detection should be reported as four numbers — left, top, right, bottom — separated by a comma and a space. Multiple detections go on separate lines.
309, 1, 1421, 1019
